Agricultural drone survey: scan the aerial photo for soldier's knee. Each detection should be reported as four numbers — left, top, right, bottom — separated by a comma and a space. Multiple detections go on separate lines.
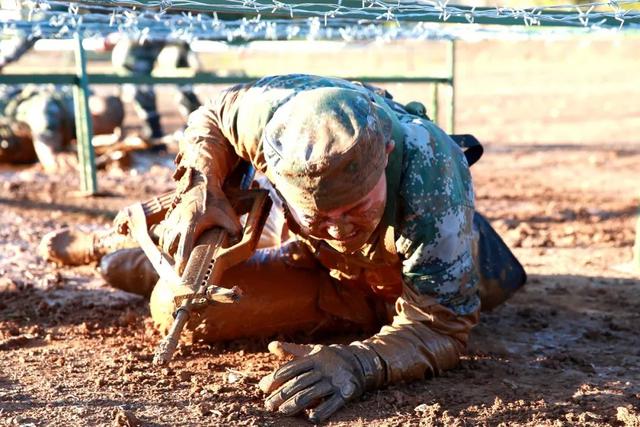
149, 278, 176, 335
100, 248, 158, 296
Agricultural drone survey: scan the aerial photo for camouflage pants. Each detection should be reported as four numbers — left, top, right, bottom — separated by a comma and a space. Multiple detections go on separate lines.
111, 39, 201, 139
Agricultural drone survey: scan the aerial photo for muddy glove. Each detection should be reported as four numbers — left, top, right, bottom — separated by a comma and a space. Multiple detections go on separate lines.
158, 102, 245, 273
159, 167, 241, 273
259, 341, 385, 423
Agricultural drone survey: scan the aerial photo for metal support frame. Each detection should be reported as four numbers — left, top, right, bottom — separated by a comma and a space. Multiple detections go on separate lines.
0, 69, 456, 194
448, 39, 456, 134
427, 39, 455, 133
635, 205, 640, 270
72, 33, 97, 195
431, 83, 439, 125
0, 33, 456, 195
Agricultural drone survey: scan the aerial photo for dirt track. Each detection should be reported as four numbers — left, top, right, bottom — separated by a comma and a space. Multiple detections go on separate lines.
1, 35, 639, 426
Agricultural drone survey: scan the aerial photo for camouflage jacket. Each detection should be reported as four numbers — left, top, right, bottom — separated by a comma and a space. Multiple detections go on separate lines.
180, 74, 480, 318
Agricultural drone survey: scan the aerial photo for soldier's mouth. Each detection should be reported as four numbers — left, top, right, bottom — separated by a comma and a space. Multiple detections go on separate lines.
336, 231, 359, 242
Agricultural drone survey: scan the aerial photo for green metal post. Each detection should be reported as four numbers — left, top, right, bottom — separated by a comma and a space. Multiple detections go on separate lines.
431, 83, 439, 125
447, 39, 456, 134
634, 204, 640, 271
72, 33, 97, 195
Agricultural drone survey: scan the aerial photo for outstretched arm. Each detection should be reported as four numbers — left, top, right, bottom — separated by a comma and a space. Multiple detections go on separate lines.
259, 118, 480, 422
259, 210, 480, 423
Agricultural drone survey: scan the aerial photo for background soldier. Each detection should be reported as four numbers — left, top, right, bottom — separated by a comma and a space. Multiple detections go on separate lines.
111, 36, 202, 141
0, 84, 125, 172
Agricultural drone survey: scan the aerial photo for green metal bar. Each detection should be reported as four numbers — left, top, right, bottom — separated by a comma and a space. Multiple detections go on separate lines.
448, 39, 456, 134
431, 83, 439, 126
0, 73, 452, 86
0, 74, 78, 85
89, 74, 453, 85
634, 203, 640, 271
72, 33, 98, 195
67, 1, 640, 28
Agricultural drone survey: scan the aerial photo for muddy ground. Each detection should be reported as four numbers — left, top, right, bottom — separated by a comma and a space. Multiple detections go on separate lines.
1, 36, 639, 426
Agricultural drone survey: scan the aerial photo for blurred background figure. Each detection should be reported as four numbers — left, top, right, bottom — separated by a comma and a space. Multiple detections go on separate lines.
0, 33, 38, 72
0, 84, 131, 172
111, 36, 202, 142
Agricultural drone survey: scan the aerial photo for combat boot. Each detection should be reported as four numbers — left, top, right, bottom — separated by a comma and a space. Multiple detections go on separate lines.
39, 228, 104, 266
142, 114, 164, 141
99, 248, 159, 297
39, 227, 136, 266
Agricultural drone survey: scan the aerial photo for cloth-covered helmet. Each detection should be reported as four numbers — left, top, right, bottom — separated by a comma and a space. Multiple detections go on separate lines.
262, 87, 392, 211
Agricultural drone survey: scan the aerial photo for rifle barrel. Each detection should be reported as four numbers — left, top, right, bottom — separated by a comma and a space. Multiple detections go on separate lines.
153, 309, 190, 365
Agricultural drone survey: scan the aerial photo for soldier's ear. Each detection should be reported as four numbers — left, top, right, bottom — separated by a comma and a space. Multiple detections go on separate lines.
370, 100, 394, 159
385, 140, 395, 156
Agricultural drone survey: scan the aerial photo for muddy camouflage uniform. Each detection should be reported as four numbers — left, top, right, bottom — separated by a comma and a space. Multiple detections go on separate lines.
140, 73, 497, 388
89, 73, 523, 393
183, 74, 479, 316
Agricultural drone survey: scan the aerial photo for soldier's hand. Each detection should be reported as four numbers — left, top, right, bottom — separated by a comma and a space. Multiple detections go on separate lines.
259, 341, 366, 424
159, 181, 241, 272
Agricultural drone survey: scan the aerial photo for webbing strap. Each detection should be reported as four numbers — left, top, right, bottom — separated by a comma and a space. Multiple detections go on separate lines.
449, 134, 484, 167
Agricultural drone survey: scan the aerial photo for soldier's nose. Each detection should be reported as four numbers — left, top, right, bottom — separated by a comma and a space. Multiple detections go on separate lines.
326, 221, 356, 240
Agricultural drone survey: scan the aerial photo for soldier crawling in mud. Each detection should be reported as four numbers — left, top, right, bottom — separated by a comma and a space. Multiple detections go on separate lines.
0, 84, 126, 172
41, 74, 525, 423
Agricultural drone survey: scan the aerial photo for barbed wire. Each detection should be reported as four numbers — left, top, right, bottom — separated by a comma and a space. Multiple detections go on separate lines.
58, 0, 640, 27
1, 0, 639, 43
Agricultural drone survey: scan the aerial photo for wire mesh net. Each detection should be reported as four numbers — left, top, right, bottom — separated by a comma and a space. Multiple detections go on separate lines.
1, 0, 640, 43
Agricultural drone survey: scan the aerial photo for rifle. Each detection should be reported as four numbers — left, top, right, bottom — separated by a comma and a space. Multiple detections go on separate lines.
117, 165, 272, 365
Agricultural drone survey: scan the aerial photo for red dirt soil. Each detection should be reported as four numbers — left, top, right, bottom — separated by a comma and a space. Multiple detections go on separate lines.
1, 35, 639, 426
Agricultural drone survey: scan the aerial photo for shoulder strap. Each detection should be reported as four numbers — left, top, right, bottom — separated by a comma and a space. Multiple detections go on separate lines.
449, 134, 484, 167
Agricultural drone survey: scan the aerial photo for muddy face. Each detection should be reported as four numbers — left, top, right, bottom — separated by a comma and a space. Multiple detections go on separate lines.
285, 171, 388, 253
